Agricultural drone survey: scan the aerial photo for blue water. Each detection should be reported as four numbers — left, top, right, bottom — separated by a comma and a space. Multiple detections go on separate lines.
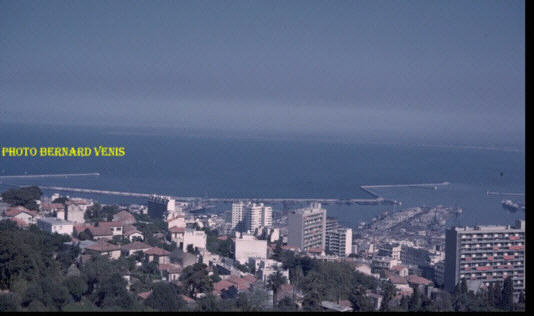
0, 123, 525, 228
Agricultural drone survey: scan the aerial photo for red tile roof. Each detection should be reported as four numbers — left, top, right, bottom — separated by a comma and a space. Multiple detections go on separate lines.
121, 241, 151, 251
227, 275, 253, 290
5, 206, 38, 217
112, 210, 136, 224
169, 226, 186, 233
241, 274, 257, 284
85, 239, 121, 252
40, 202, 65, 212
137, 290, 152, 300
123, 224, 142, 236
145, 247, 170, 256
213, 280, 235, 294
387, 274, 408, 285
407, 275, 433, 286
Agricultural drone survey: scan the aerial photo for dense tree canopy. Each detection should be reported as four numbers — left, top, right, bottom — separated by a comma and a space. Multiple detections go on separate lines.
1, 186, 42, 210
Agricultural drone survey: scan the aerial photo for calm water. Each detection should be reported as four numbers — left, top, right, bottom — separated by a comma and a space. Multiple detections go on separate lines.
0, 124, 525, 228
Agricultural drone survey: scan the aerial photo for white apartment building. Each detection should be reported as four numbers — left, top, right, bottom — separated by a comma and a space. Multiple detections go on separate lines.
231, 201, 272, 233
325, 218, 352, 257
37, 217, 74, 235
287, 203, 327, 252
183, 229, 207, 251
234, 233, 268, 264
445, 220, 525, 296
249, 258, 290, 282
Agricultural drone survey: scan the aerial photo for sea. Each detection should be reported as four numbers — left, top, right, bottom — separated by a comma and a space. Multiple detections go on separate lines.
0, 123, 525, 229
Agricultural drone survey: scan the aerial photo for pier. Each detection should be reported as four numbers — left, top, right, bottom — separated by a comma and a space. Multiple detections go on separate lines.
5, 181, 450, 206
361, 182, 450, 197
0, 181, 450, 205
19, 184, 396, 205
486, 191, 524, 197
0, 173, 100, 179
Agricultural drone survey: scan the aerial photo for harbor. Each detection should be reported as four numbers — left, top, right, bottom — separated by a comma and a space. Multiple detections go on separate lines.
1, 180, 451, 207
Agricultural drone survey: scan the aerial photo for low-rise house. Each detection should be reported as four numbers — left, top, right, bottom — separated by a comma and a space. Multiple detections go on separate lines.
37, 217, 74, 235
167, 213, 186, 230
121, 241, 152, 256
386, 273, 412, 296
4, 206, 39, 225
159, 263, 182, 282
123, 225, 144, 241
169, 226, 186, 243
74, 222, 124, 240
249, 258, 289, 283
407, 274, 434, 292
146, 247, 171, 264
85, 239, 121, 259
40, 202, 65, 215
183, 229, 207, 251
213, 274, 256, 296
65, 198, 93, 223
112, 210, 136, 225
391, 265, 409, 277
170, 248, 198, 268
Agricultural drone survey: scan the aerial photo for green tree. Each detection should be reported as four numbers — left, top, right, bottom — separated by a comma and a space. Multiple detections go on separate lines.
1, 186, 42, 210
501, 277, 514, 311
179, 263, 213, 298
349, 286, 373, 311
144, 282, 186, 311
0, 293, 20, 311
267, 270, 287, 305
63, 276, 88, 302
195, 294, 220, 312
302, 288, 321, 311
277, 296, 298, 312
92, 273, 134, 310
379, 280, 397, 311
408, 286, 422, 311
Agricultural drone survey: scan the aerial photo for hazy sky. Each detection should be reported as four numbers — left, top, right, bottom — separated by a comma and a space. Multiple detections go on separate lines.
0, 0, 525, 145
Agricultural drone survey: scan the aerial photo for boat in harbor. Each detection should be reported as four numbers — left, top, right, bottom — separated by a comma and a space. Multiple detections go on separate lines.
501, 199, 525, 212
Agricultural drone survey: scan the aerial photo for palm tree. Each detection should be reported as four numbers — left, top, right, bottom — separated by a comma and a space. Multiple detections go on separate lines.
267, 270, 287, 305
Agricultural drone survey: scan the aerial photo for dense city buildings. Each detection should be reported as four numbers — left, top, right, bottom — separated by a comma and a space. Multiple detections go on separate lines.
231, 201, 272, 233
444, 220, 525, 296
147, 195, 177, 220
325, 217, 353, 256
287, 202, 326, 252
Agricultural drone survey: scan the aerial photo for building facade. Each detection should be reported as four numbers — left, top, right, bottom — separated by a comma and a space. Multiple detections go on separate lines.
234, 234, 268, 264
147, 195, 176, 220
325, 218, 352, 256
287, 203, 326, 252
37, 217, 74, 235
444, 220, 525, 296
231, 202, 272, 233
